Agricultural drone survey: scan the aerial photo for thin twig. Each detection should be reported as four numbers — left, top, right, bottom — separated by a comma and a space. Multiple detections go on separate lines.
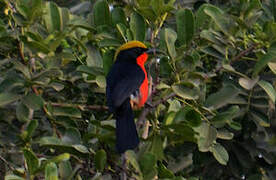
0, 155, 15, 171
152, 93, 176, 107
231, 44, 257, 63
49, 102, 108, 111
121, 153, 127, 180
136, 93, 177, 128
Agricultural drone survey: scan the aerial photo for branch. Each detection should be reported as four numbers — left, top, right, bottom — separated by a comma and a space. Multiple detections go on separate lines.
231, 44, 257, 63
136, 93, 176, 128
49, 102, 108, 111
0, 155, 15, 171
152, 93, 176, 107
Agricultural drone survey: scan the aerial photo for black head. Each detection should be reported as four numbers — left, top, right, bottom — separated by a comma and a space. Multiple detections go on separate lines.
116, 47, 148, 62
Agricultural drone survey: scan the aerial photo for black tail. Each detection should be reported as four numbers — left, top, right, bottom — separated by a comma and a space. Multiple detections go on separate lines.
115, 100, 139, 154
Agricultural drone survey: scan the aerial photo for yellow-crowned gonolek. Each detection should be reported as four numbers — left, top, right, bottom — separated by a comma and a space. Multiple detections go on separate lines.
106, 41, 151, 153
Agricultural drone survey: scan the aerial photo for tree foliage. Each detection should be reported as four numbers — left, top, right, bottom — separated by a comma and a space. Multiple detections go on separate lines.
0, 0, 276, 179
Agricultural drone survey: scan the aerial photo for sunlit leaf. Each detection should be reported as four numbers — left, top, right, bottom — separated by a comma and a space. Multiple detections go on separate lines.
172, 83, 199, 100
239, 77, 259, 90
210, 143, 229, 165
164, 28, 177, 59
194, 122, 217, 152
257, 80, 276, 103
23, 148, 39, 175
4, 175, 25, 180
45, 162, 58, 180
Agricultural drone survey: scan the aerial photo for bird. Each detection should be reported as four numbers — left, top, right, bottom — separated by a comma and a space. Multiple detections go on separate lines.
106, 41, 151, 154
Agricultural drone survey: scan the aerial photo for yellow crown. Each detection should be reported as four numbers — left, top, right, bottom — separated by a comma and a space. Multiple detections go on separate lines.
114, 41, 147, 60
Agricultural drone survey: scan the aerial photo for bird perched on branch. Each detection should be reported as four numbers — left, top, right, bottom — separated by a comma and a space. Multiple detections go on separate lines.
106, 41, 152, 153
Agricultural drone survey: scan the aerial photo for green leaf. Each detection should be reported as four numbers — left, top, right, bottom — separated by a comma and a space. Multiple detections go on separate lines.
253, 42, 276, 76
185, 109, 202, 127
211, 106, 240, 128
251, 110, 270, 127
268, 62, 276, 74
4, 175, 25, 180
40, 136, 62, 145
23, 148, 39, 175
52, 107, 81, 118
150, 135, 164, 160
59, 161, 72, 180
95, 149, 107, 172
86, 45, 103, 67
24, 40, 51, 54
125, 150, 142, 175
77, 65, 104, 76
173, 106, 201, 127
12, 61, 31, 79
103, 50, 114, 76
164, 28, 177, 59
16, 102, 30, 122
228, 121, 242, 131
164, 111, 176, 125
244, 0, 262, 18
50, 153, 70, 164
194, 122, 217, 152
93, 0, 111, 27
26, 120, 38, 140
172, 83, 199, 100
62, 128, 81, 145
203, 5, 234, 35
257, 80, 276, 103
111, 7, 127, 26
139, 153, 157, 177
158, 163, 175, 178
176, 8, 194, 46
195, 4, 211, 31
0, 93, 21, 107
217, 130, 234, 140
32, 68, 63, 81
72, 144, 89, 154
205, 84, 240, 109
44, 1, 61, 33
60, 7, 70, 31
45, 162, 58, 180
39, 137, 89, 155
210, 143, 229, 165
96, 75, 106, 88
239, 77, 259, 90
130, 12, 146, 41
160, 56, 173, 77
22, 93, 44, 110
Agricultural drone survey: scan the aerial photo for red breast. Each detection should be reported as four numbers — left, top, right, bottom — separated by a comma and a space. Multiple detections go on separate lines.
136, 53, 148, 107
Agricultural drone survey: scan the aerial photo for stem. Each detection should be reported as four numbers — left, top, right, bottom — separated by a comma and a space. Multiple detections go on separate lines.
231, 44, 257, 63
247, 89, 253, 111
176, 97, 210, 122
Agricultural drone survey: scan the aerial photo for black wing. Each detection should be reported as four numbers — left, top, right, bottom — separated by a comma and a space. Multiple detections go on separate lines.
106, 61, 145, 112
